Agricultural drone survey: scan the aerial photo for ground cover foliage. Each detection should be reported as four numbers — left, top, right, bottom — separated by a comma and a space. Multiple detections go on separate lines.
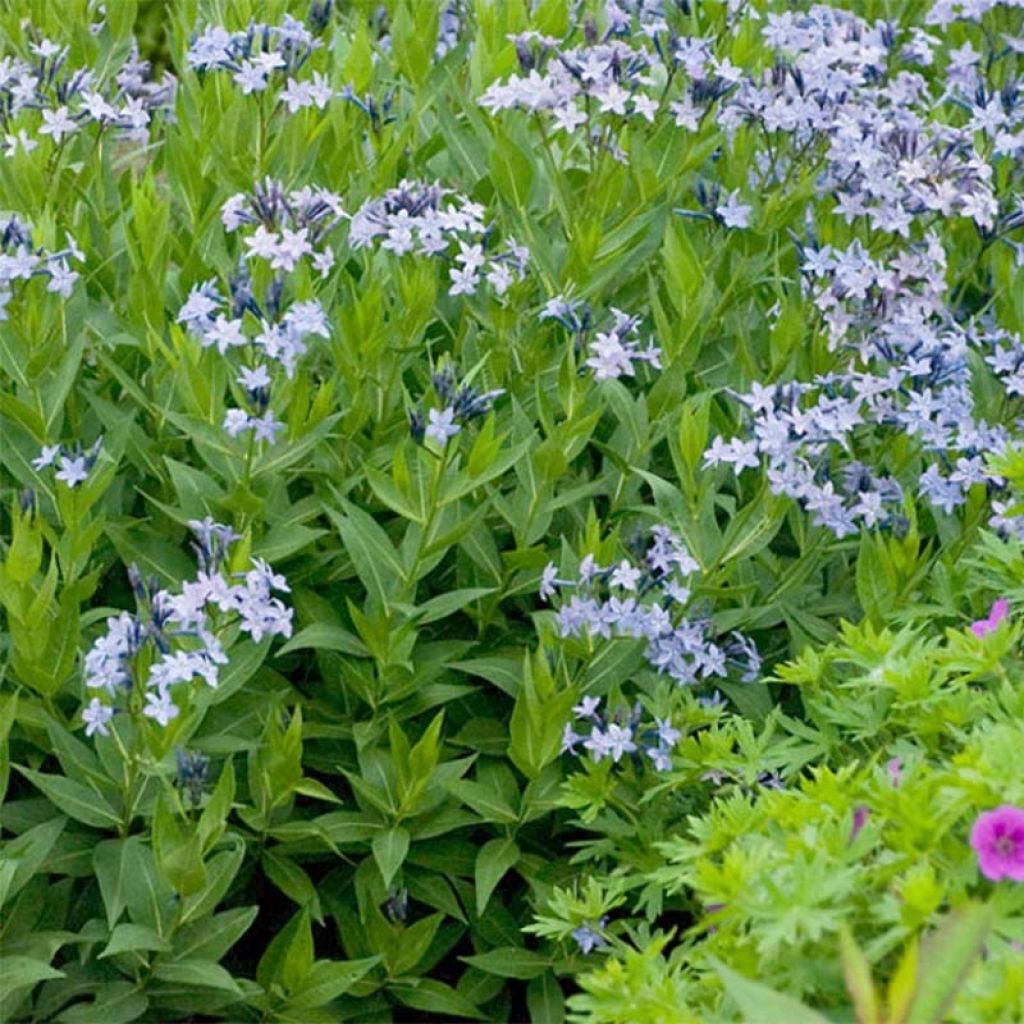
3, 0, 1024, 1019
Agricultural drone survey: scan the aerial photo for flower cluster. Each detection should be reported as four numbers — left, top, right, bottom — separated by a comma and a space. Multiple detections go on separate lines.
348, 179, 529, 298
222, 177, 344, 278
32, 437, 102, 489
408, 366, 504, 447
81, 518, 292, 736
540, 297, 661, 381
543, 526, 761, 688
186, 12, 335, 108
716, 7, 1007, 237
177, 274, 329, 442
0, 214, 83, 318
0, 34, 175, 157
479, 32, 665, 150
985, 324, 1024, 401
477, 7, 746, 165
706, 235, 1016, 535
562, 696, 682, 773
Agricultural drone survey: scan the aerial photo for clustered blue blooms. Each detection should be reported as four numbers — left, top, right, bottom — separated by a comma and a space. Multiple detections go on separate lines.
690, 0, 1024, 538
542, 526, 762, 689
178, 179, 340, 443
0, 213, 83, 318
347, 179, 530, 298
539, 296, 662, 381
222, 176, 345, 278
0, 30, 175, 157
408, 365, 505, 448
705, 235, 1015, 535
186, 6, 335, 107
561, 695, 682, 773
81, 518, 292, 737
480, 28, 676, 164
721, 8, 1009, 233
31, 437, 103, 489
178, 277, 329, 443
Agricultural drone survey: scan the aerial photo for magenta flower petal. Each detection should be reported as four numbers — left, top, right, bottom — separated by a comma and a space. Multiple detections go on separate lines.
990, 598, 1010, 627
850, 804, 870, 843
971, 806, 1024, 882
971, 598, 1011, 638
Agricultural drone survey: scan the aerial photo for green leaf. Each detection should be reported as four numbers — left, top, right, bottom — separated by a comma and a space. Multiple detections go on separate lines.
474, 838, 520, 916
327, 502, 404, 610
448, 779, 519, 824
262, 849, 323, 921
527, 971, 565, 1023
856, 532, 897, 624
153, 792, 206, 897
372, 826, 410, 889
0, 816, 65, 908
389, 912, 445, 977
508, 652, 575, 779
197, 758, 235, 855
286, 957, 382, 1011
389, 978, 486, 1020
151, 960, 242, 995
256, 906, 314, 995
100, 924, 171, 959
709, 957, 830, 1024
93, 842, 131, 929
840, 926, 880, 1024
277, 622, 369, 658
462, 947, 550, 980
449, 654, 522, 697
16, 768, 121, 830
398, 587, 496, 624
0, 955, 64, 994
907, 903, 993, 1024
173, 906, 258, 963
250, 414, 341, 481
54, 981, 148, 1023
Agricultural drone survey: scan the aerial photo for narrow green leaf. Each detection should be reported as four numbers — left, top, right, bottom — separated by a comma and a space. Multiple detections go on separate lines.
16, 768, 121, 830
287, 957, 382, 1011
372, 826, 410, 889
0, 955, 64, 994
907, 903, 993, 1024
474, 838, 520, 916
100, 924, 171, 959
462, 947, 550, 980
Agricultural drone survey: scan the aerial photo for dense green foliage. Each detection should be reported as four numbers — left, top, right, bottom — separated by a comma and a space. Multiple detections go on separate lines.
2, 0, 1024, 1021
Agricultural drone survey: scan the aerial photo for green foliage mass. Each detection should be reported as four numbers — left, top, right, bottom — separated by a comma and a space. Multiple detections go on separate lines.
1, 0, 1024, 1021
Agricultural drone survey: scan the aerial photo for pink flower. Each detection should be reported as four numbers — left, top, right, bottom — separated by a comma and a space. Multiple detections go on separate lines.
887, 757, 902, 787
970, 598, 1010, 638
971, 806, 1024, 882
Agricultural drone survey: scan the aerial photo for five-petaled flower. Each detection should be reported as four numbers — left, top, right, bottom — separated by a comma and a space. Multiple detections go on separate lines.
971, 806, 1024, 882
